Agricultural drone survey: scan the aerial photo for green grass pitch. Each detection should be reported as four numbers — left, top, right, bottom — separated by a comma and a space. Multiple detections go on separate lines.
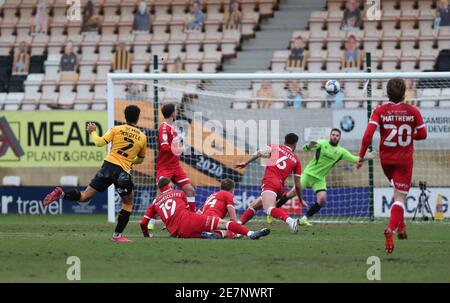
1, 215, 449, 282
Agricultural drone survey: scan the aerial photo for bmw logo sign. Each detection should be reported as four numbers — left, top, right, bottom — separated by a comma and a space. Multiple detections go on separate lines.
340, 115, 355, 132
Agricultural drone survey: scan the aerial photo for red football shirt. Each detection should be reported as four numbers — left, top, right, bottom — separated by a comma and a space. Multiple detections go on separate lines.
156, 122, 180, 169
261, 144, 302, 186
369, 102, 425, 164
145, 189, 190, 235
199, 190, 234, 219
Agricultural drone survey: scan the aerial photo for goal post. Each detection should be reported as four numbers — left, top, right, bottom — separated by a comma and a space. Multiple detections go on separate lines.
107, 71, 450, 223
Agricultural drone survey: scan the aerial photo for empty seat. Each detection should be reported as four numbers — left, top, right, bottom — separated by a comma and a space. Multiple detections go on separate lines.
3, 176, 21, 186
419, 88, 440, 107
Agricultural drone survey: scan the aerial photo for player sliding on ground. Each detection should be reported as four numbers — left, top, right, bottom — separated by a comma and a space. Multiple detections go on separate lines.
197, 178, 243, 239
235, 133, 304, 233
357, 77, 427, 254
43, 105, 147, 243
140, 177, 270, 240
259, 128, 376, 226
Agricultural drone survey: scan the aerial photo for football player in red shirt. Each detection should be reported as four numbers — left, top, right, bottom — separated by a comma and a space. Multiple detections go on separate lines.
235, 133, 304, 233
156, 103, 196, 212
198, 178, 241, 239
140, 177, 270, 240
357, 78, 427, 253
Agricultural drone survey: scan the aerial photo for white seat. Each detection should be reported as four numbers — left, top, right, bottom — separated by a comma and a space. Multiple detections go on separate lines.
419, 88, 440, 107
3, 176, 21, 186
439, 88, 450, 107
60, 176, 79, 187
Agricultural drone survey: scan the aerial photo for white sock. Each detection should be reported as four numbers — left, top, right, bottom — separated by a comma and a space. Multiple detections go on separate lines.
286, 217, 294, 225
246, 231, 254, 237
113, 232, 121, 238
237, 220, 242, 225
301, 215, 307, 220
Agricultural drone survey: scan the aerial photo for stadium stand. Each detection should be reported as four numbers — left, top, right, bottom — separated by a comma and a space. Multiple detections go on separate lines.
0, 0, 279, 111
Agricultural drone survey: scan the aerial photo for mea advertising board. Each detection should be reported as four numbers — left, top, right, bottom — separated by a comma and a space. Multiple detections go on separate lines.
0, 112, 107, 167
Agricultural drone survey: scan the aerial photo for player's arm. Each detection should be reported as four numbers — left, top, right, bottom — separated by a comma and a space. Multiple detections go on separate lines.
302, 140, 318, 152
357, 108, 380, 168
235, 145, 272, 169
342, 147, 377, 164
227, 205, 238, 222
87, 122, 111, 147
413, 109, 427, 141
140, 203, 156, 238
133, 136, 147, 165
293, 160, 307, 207
293, 174, 307, 207
226, 193, 238, 221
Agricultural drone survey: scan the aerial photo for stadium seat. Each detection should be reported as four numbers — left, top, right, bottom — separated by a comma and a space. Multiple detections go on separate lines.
419, 88, 440, 107
2, 176, 21, 187
440, 88, 450, 107
4, 93, 24, 111
0, 93, 7, 110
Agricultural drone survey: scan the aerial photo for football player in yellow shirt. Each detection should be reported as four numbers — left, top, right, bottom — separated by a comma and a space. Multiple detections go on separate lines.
44, 105, 147, 243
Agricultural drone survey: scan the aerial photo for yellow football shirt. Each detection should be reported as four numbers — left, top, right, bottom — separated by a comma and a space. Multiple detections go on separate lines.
102, 124, 147, 173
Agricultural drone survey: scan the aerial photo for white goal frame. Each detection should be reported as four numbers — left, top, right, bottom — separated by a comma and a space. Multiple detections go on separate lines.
106, 71, 450, 223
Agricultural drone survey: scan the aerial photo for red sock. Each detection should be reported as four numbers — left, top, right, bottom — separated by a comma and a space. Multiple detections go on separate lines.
389, 203, 404, 231
227, 221, 250, 236
269, 207, 289, 221
239, 208, 255, 225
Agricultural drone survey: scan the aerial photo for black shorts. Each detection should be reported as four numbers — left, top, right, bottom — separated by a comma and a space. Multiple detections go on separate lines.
89, 161, 134, 197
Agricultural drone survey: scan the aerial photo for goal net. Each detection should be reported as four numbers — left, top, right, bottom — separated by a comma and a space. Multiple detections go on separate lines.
107, 72, 450, 223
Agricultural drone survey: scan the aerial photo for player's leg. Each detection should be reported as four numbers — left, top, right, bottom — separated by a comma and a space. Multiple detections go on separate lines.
44, 185, 98, 206
381, 164, 403, 253
216, 218, 270, 240
44, 163, 115, 206
173, 168, 196, 212
275, 187, 296, 208
261, 190, 299, 233
299, 175, 326, 225
239, 196, 263, 225
181, 183, 196, 212
390, 164, 412, 241
111, 171, 134, 243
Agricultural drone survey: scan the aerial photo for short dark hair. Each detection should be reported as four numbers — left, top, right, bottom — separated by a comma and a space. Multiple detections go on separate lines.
220, 178, 235, 191
124, 105, 140, 124
331, 128, 341, 135
284, 133, 299, 145
157, 177, 171, 189
387, 78, 406, 102
161, 103, 176, 119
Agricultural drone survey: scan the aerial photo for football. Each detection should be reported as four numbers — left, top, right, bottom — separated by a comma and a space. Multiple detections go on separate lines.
325, 80, 341, 95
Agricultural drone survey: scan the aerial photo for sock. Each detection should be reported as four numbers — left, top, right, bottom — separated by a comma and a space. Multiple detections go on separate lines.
306, 202, 322, 218
239, 208, 256, 225
276, 194, 289, 208
389, 202, 404, 231
64, 189, 81, 201
187, 197, 196, 212
268, 207, 289, 222
226, 221, 250, 236
114, 209, 131, 236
